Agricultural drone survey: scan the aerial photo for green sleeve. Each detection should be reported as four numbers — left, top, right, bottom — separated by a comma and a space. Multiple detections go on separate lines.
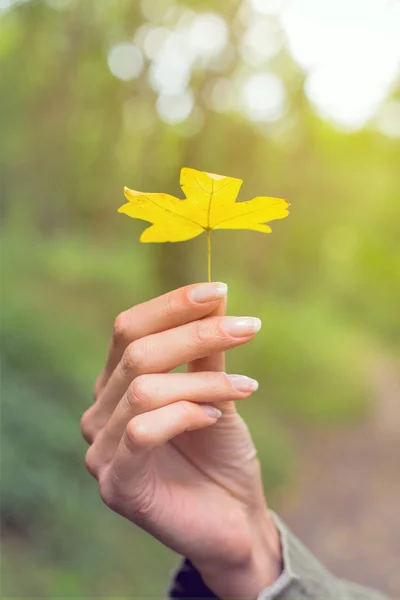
268, 511, 389, 599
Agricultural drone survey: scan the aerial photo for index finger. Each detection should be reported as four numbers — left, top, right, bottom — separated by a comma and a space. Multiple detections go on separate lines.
96, 282, 227, 395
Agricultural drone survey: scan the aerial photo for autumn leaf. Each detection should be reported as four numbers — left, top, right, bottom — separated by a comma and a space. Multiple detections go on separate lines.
119, 167, 289, 281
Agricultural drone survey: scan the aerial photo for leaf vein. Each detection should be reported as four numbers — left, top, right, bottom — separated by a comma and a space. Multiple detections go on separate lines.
141, 194, 204, 229
212, 200, 287, 228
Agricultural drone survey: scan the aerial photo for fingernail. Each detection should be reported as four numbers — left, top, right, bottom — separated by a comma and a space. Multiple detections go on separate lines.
220, 317, 262, 337
227, 374, 259, 392
201, 405, 222, 419
189, 282, 227, 303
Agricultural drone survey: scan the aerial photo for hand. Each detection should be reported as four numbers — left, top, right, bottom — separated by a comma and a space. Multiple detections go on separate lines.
81, 282, 282, 598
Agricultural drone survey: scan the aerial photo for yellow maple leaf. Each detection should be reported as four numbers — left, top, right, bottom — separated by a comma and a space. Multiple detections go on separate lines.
119, 167, 289, 281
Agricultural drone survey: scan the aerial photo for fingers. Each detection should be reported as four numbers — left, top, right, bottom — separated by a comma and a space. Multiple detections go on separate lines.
89, 371, 258, 462
188, 295, 226, 373
90, 315, 261, 428
106, 401, 222, 493
96, 282, 228, 395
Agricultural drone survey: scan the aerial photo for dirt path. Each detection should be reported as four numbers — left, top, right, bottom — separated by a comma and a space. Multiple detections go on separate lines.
279, 358, 400, 597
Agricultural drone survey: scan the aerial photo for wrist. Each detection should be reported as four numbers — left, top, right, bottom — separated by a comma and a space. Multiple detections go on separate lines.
193, 508, 283, 599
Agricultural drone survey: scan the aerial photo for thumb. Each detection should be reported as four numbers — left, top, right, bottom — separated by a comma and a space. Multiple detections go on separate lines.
187, 296, 226, 373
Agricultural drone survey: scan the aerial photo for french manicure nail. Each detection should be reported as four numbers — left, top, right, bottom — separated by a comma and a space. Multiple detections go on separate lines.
189, 282, 228, 303
221, 317, 262, 337
201, 405, 222, 419
227, 374, 259, 392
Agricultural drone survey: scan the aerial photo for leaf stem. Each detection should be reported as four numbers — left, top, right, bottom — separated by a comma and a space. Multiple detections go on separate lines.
206, 229, 211, 282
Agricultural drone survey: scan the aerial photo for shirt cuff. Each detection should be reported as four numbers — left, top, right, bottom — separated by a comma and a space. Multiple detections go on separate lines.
169, 509, 388, 599
257, 567, 291, 599
261, 511, 387, 599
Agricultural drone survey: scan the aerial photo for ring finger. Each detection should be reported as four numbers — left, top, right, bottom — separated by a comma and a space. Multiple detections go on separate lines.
91, 371, 259, 463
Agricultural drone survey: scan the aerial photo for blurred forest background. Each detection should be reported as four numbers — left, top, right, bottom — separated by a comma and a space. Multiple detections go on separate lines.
1, 0, 400, 597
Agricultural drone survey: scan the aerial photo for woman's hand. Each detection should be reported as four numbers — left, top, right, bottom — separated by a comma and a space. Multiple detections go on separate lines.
81, 282, 282, 598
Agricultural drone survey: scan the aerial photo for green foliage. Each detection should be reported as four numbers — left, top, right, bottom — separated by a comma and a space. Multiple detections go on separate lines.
1, 0, 399, 597
228, 290, 369, 424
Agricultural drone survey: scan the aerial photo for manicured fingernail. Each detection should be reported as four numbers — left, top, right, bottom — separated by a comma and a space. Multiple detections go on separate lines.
189, 282, 227, 303
227, 374, 259, 392
221, 317, 262, 337
201, 405, 222, 419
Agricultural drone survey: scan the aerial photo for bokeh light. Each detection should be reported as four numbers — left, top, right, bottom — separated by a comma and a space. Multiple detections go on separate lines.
239, 19, 282, 66
241, 72, 287, 122
280, 0, 400, 129
156, 89, 194, 124
376, 101, 400, 138
148, 33, 191, 95
249, 0, 286, 17
142, 26, 170, 60
106, 0, 399, 131
188, 12, 228, 59
107, 43, 144, 81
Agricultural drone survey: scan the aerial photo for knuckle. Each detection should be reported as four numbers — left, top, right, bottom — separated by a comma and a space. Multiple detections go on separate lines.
125, 418, 149, 450
84, 446, 99, 478
99, 473, 156, 523
215, 318, 231, 341
80, 410, 94, 444
161, 290, 176, 317
121, 341, 144, 375
98, 475, 118, 510
113, 312, 128, 345
132, 494, 157, 523
127, 376, 151, 409
188, 320, 209, 348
